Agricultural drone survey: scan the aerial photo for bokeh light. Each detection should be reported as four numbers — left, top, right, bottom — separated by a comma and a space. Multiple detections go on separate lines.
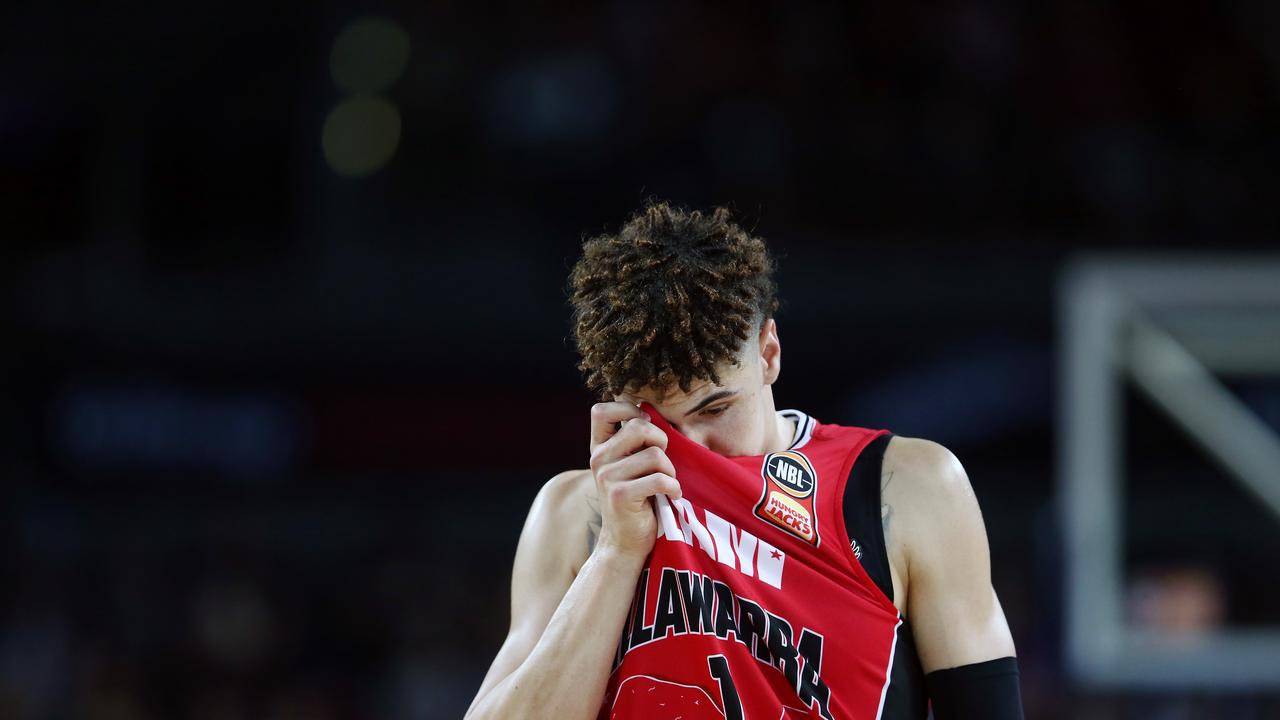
330, 17, 411, 94
321, 95, 402, 177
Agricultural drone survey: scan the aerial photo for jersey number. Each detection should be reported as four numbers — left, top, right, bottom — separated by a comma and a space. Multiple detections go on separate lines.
707, 655, 743, 720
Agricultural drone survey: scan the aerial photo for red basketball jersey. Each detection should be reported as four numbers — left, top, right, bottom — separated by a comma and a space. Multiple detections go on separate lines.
600, 405, 900, 720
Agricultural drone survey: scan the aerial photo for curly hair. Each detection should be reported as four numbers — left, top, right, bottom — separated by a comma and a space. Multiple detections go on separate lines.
568, 201, 779, 400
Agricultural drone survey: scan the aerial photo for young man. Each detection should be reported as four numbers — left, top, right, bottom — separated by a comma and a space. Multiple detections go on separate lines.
465, 203, 1023, 719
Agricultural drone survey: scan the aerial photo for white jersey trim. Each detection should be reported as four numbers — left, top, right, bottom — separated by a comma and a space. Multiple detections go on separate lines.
874, 617, 904, 720
777, 409, 815, 450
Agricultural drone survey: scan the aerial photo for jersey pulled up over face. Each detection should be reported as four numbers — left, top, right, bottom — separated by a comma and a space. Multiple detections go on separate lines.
600, 405, 900, 720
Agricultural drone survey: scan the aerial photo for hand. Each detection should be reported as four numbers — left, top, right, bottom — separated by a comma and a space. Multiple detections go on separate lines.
588, 402, 681, 558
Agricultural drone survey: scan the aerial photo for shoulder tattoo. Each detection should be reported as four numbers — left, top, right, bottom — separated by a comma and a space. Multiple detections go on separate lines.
585, 492, 603, 554
880, 469, 895, 534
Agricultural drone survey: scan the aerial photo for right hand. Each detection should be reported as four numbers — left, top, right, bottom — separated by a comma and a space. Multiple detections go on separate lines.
588, 401, 682, 558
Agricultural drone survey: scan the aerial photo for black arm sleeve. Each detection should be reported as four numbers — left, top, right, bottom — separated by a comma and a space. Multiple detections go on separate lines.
924, 656, 1024, 720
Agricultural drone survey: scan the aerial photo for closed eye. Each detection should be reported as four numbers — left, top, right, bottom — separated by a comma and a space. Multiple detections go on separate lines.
702, 405, 729, 416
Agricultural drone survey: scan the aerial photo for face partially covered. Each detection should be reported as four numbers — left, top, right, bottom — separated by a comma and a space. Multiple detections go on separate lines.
618, 318, 792, 458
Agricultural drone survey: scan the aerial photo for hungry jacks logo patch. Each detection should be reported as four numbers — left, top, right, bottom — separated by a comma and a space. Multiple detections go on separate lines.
755, 451, 821, 546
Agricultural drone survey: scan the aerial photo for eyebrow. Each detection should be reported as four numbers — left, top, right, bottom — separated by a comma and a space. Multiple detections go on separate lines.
683, 389, 738, 417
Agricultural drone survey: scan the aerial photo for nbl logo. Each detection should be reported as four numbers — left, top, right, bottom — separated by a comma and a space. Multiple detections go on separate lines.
765, 452, 815, 498
755, 451, 821, 546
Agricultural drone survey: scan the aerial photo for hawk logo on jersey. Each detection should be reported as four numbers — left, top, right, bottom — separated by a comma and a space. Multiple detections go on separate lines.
609, 675, 726, 720
850, 537, 864, 561
755, 451, 821, 546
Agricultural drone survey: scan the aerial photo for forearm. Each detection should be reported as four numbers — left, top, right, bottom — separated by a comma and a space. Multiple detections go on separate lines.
466, 546, 644, 720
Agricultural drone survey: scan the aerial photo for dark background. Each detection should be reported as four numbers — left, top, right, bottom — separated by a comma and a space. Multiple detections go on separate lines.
4, 1, 1280, 718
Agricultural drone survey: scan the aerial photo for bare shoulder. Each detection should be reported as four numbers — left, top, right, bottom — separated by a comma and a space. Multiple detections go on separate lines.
883, 436, 966, 482
509, 467, 598, 619
532, 468, 595, 533
527, 469, 597, 575
539, 468, 594, 508
880, 436, 987, 572
881, 436, 975, 512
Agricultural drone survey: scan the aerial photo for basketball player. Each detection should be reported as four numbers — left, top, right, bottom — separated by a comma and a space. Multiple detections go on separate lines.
465, 203, 1023, 719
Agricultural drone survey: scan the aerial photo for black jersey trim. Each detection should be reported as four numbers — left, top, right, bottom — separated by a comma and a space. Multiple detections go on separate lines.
841, 432, 929, 720
843, 433, 895, 602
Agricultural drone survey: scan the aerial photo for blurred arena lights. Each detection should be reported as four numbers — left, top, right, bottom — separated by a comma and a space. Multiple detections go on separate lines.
329, 16, 411, 94
322, 96, 402, 177
323, 16, 408, 177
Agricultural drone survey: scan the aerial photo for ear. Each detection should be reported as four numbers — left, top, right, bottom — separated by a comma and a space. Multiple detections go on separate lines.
759, 318, 782, 385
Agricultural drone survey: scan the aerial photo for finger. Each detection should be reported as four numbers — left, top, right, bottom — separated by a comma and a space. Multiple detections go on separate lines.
589, 401, 647, 451
608, 472, 682, 509
590, 420, 669, 471
598, 445, 677, 487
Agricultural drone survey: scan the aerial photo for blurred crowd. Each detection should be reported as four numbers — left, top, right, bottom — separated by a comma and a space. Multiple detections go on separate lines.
4, 1, 1280, 718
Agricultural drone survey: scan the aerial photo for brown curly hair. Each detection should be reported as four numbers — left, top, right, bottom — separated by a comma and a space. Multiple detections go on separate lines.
569, 201, 779, 400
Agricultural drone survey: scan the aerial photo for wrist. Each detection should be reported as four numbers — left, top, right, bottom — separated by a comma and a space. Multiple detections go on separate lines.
592, 535, 651, 569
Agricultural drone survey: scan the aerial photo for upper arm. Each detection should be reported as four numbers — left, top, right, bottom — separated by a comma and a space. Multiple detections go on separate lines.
885, 438, 1016, 673
467, 469, 594, 715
